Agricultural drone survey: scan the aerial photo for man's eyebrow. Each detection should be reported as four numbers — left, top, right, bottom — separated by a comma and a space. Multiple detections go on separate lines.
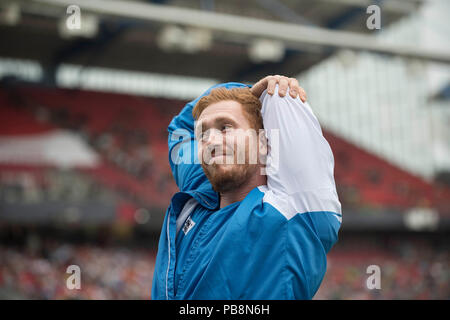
196, 116, 238, 133
213, 117, 238, 126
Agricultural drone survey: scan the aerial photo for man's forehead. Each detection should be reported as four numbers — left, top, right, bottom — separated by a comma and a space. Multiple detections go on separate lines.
198, 100, 243, 119
196, 101, 245, 126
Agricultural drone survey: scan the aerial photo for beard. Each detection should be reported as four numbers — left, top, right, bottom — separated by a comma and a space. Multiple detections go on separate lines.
202, 161, 258, 194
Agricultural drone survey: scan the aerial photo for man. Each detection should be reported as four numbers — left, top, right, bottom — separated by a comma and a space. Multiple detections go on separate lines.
151, 76, 341, 299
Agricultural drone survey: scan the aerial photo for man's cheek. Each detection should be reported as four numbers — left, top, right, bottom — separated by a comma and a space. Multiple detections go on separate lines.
199, 147, 212, 165
198, 147, 203, 164
224, 135, 239, 165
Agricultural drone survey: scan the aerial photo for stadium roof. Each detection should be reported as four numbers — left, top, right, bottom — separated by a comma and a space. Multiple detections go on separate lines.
0, 0, 437, 84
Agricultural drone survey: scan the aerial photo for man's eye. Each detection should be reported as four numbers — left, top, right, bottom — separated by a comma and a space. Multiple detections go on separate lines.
197, 131, 206, 141
200, 132, 208, 141
222, 125, 232, 132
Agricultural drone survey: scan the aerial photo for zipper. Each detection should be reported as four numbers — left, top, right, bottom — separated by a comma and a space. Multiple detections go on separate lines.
192, 190, 215, 209
165, 207, 171, 300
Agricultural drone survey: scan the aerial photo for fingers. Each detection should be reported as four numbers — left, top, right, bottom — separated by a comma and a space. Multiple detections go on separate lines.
250, 77, 268, 98
267, 75, 290, 96
287, 78, 307, 102
266, 75, 279, 95
288, 78, 299, 99
258, 75, 307, 102
277, 77, 289, 97
299, 86, 307, 102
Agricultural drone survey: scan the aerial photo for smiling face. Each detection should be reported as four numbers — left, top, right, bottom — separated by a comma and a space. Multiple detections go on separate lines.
195, 98, 265, 193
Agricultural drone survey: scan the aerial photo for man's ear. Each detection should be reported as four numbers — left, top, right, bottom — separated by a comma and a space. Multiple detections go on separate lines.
258, 129, 268, 162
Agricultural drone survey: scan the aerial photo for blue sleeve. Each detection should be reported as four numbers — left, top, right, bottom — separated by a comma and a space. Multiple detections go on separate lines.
167, 82, 250, 192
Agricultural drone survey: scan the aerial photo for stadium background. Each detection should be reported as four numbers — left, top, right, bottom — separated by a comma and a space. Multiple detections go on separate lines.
0, 0, 449, 299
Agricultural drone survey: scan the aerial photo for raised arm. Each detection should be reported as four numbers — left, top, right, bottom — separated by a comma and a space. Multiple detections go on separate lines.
260, 85, 342, 250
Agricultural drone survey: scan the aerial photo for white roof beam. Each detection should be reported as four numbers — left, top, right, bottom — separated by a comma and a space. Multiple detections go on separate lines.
33, 0, 450, 63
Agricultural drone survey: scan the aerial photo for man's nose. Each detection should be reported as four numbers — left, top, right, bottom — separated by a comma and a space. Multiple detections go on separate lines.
206, 129, 223, 145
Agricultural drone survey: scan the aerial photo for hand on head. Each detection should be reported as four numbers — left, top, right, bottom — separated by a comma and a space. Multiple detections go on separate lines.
250, 75, 307, 102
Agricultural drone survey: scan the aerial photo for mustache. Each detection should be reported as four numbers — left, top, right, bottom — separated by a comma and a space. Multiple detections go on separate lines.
201, 144, 236, 166
205, 144, 234, 157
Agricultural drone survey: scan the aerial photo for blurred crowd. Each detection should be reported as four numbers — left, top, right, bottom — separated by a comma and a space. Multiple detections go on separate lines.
0, 169, 115, 205
0, 234, 447, 300
2, 87, 177, 209
315, 236, 449, 300
37, 104, 158, 182
0, 241, 155, 300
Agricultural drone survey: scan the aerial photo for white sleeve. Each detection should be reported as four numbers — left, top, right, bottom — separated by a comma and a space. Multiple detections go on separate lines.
260, 86, 341, 220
